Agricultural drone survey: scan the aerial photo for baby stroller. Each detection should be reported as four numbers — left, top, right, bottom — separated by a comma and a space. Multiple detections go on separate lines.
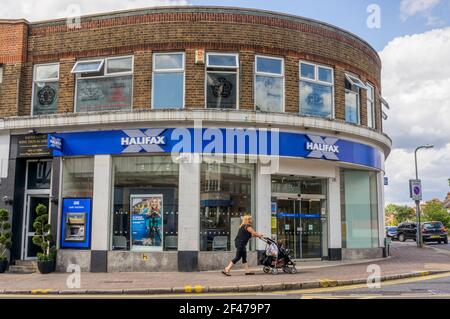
259, 237, 297, 275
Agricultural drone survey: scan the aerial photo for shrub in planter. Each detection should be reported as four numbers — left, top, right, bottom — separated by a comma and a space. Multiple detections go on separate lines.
32, 203, 55, 274
0, 208, 12, 273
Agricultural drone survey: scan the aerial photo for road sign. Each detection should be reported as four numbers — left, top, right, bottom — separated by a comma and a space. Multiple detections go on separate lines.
409, 179, 422, 201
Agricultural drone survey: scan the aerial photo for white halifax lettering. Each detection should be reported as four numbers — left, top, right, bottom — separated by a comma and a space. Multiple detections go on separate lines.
121, 136, 166, 146
306, 142, 339, 153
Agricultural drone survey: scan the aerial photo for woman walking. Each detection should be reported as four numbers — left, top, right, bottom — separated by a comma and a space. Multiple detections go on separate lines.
222, 215, 263, 276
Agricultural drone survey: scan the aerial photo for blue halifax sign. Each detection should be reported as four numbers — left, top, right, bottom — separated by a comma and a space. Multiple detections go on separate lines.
49, 128, 383, 170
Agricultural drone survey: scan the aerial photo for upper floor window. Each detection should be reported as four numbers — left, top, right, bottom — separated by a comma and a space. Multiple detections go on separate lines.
32, 63, 60, 115
72, 56, 133, 113
366, 82, 375, 128
206, 53, 239, 109
152, 52, 185, 109
0, 65, 3, 84
255, 56, 284, 112
345, 73, 367, 124
299, 61, 333, 118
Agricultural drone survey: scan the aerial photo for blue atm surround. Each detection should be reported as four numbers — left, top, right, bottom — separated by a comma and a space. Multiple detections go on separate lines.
61, 198, 92, 249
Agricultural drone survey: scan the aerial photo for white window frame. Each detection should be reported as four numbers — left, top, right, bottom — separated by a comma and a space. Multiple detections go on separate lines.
205, 52, 240, 109
151, 52, 185, 109
345, 77, 361, 125
299, 60, 335, 119
206, 52, 239, 69
74, 55, 134, 113
345, 73, 368, 90
254, 55, 285, 112
31, 62, 60, 116
71, 59, 105, 74
366, 82, 375, 128
0, 65, 3, 84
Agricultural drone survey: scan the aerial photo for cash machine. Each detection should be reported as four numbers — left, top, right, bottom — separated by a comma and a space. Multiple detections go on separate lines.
61, 198, 92, 249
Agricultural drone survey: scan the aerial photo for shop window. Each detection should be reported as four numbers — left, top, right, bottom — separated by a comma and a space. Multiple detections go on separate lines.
366, 82, 375, 128
111, 156, 179, 251
340, 169, 379, 248
299, 62, 334, 118
61, 157, 94, 198
206, 53, 238, 109
32, 63, 59, 115
27, 160, 52, 190
152, 52, 185, 109
200, 162, 255, 252
72, 56, 133, 112
255, 55, 284, 112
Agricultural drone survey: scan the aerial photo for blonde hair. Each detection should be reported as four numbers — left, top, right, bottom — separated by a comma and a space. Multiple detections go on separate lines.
240, 215, 253, 227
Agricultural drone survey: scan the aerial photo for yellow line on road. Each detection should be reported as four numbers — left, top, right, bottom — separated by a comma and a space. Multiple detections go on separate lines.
1, 272, 450, 299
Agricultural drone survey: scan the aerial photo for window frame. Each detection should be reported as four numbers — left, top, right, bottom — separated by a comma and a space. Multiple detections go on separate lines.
366, 82, 375, 128
205, 52, 240, 110
206, 52, 239, 69
74, 55, 134, 113
345, 73, 368, 90
345, 77, 361, 125
299, 60, 335, 119
0, 65, 4, 84
151, 52, 185, 109
31, 62, 60, 116
71, 59, 105, 75
254, 55, 285, 112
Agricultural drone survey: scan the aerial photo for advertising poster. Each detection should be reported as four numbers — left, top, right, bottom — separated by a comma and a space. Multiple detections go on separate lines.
130, 194, 163, 251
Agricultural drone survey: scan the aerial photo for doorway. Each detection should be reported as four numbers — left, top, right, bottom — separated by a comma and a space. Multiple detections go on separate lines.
273, 198, 324, 259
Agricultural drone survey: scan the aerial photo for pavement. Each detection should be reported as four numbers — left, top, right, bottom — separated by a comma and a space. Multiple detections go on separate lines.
0, 241, 449, 296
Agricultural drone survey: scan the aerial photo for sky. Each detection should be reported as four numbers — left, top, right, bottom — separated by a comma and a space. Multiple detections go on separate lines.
0, 0, 449, 205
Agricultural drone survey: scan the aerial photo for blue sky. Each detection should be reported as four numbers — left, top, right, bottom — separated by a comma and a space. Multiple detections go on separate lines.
189, 0, 450, 50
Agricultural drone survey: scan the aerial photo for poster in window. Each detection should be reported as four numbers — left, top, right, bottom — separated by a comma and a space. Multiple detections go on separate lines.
206, 73, 237, 109
33, 82, 59, 115
300, 81, 332, 118
76, 75, 132, 112
130, 194, 163, 251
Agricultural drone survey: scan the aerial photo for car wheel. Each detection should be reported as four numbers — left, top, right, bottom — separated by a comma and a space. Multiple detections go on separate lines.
399, 234, 406, 242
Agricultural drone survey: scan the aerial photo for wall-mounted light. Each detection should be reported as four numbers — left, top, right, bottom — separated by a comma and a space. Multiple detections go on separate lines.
2, 196, 13, 206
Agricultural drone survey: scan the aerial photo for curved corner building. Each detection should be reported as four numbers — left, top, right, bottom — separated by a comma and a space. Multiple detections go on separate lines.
0, 6, 391, 272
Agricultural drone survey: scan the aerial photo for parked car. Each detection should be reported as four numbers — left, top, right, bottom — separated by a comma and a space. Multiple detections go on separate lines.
396, 222, 417, 242
422, 221, 448, 244
396, 221, 448, 244
385, 226, 398, 240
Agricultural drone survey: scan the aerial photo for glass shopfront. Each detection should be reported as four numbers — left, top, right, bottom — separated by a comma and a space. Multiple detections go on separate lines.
200, 162, 255, 251
271, 176, 328, 259
111, 156, 179, 251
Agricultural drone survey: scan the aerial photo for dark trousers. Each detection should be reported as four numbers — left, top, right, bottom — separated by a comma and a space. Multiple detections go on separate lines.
231, 242, 247, 264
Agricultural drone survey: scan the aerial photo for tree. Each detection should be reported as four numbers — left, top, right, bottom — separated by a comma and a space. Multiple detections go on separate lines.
0, 208, 12, 261
385, 204, 415, 225
32, 203, 55, 261
422, 199, 450, 228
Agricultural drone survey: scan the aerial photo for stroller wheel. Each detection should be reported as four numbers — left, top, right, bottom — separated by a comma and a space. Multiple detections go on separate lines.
271, 268, 278, 275
282, 266, 290, 273
290, 266, 297, 274
263, 266, 271, 274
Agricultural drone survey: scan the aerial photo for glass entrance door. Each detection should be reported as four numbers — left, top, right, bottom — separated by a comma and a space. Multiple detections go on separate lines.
23, 195, 50, 259
274, 198, 323, 259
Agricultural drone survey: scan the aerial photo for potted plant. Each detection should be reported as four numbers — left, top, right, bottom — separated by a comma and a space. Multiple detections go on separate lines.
0, 208, 12, 273
32, 203, 55, 274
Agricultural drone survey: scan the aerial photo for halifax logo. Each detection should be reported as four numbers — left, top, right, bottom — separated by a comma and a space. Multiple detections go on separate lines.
305, 135, 339, 160
121, 129, 166, 153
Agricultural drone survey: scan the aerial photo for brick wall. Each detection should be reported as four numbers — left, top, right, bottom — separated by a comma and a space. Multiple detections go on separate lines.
1, 8, 384, 133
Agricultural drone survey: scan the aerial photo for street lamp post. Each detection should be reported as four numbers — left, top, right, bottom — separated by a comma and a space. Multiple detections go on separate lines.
414, 144, 434, 247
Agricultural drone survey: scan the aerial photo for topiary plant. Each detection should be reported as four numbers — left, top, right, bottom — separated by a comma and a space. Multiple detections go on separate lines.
32, 203, 55, 262
0, 208, 12, 262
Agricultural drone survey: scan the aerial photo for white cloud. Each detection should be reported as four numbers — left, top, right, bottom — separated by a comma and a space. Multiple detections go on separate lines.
380, 27, 450, 205
0, 0, 189, 21
400, 0, 441, 19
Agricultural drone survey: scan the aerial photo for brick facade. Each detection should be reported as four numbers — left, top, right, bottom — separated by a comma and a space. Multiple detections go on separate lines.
0, 7, 384, 132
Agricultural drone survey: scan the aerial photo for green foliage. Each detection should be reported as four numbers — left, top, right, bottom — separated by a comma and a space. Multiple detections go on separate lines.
385, 204, 416, 225
422, 199, 450, 228
0, 208, 12, 260
32, 203, 55, 261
